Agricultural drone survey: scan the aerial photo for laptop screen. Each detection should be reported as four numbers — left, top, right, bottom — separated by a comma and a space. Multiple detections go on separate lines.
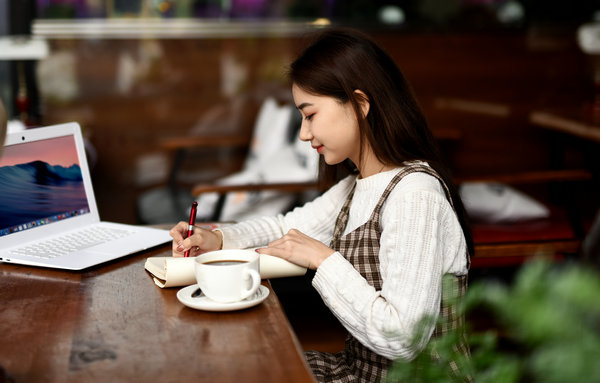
0, 134, 91, 237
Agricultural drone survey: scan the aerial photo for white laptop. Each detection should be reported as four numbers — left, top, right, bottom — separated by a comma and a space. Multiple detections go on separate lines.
0, 122, 173, 270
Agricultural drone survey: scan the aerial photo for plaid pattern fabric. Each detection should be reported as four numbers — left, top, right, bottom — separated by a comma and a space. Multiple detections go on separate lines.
430, 274, 472, 382
307, 164, 471, 382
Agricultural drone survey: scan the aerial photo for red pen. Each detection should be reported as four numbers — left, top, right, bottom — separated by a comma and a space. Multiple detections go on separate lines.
184, 201, 198, 257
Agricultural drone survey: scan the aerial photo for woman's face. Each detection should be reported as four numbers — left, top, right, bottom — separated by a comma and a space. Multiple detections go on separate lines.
292, 84, 361, 166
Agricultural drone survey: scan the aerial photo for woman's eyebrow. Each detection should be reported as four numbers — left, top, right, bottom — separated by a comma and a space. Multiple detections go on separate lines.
297, 102, 313, 111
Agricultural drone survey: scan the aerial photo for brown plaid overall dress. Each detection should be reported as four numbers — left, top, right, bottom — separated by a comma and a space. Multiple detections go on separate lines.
306, 164, 471, 382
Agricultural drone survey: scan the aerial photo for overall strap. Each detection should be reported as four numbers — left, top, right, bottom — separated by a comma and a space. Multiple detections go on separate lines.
370, 163, 455, 220
330, 182, 356, 246
370, 163, 470, 268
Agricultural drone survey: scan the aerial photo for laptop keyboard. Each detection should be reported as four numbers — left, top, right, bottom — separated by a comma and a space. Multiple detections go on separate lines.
11, 226, 135, 259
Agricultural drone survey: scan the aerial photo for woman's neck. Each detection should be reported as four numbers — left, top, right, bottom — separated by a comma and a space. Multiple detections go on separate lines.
356, 150, 395, 178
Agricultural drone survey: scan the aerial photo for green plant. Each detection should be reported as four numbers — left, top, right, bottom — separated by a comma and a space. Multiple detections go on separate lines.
386, 259, 600, 383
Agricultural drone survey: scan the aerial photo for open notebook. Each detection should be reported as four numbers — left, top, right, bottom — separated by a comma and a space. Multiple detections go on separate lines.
145, 252, 307, 288
0, 122, 172, 270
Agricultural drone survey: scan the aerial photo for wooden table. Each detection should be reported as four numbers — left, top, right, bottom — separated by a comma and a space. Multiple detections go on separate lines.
0, 245, 316, 383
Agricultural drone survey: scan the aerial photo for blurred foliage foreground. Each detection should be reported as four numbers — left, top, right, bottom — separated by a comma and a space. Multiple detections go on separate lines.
387, 259, 600, 383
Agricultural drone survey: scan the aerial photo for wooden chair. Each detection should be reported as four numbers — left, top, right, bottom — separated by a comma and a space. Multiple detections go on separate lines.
154, 93, 321, 223
159, 134, 253, 220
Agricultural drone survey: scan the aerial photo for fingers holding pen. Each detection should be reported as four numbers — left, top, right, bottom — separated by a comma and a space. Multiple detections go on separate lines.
175, 231, 206, 256
169, 221, 188, 242
170, 221, 188, 257
169, 224, 223, 257
170, 221, 201, 257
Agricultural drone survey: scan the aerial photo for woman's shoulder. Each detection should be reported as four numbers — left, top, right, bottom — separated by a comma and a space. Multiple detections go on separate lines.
392, 162, 444, 192
382, 168, 454, 223
396, 171, 445, 194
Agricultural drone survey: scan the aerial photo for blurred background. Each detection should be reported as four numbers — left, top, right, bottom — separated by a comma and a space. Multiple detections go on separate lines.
3, 1, 600, 365
1, 0, 599, 232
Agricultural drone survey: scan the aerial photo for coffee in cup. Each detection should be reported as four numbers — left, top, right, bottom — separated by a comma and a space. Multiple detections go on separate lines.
194, 249, 261, 303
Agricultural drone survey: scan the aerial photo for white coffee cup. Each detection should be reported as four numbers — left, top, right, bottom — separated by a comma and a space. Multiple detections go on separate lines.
194, 249, 261, 303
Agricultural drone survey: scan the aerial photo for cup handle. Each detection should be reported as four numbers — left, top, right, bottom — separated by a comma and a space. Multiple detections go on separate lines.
240, 269, 261, 300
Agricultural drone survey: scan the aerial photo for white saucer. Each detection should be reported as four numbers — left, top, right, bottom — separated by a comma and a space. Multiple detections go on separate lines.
177, 284, 270, 312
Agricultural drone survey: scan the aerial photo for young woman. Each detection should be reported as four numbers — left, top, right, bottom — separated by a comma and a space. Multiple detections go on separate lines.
170, 28, 472, 382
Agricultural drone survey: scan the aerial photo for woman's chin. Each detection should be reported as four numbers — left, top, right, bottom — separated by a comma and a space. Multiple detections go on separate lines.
322, 154, 345, 166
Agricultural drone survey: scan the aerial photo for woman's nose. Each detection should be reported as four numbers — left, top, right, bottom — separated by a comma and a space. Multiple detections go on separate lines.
298, 122, 312, 142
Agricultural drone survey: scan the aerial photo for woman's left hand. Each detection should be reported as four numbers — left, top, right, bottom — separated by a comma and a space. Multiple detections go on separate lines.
256, 229, 335, 270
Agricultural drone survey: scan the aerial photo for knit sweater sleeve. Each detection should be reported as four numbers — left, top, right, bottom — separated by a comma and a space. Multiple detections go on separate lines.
312, 186, 462, 361
216, 176, 356, 250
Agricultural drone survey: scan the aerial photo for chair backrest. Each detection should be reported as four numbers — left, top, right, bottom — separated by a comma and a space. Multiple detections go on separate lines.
190, 96, 319, 222
243, 97, 294, 171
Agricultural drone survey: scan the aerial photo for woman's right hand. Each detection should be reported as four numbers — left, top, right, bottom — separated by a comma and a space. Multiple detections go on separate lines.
169, 221, 223, 257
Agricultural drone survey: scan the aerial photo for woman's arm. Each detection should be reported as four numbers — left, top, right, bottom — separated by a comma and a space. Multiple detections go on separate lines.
169, 176, 355, 257
217, 175, 356, 250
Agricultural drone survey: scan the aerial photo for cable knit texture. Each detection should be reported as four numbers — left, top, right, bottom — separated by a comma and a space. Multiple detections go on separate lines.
219, 164, 468, 360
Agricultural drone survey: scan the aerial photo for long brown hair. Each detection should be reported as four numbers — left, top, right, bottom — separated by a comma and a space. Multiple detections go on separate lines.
289, 28, 474, 256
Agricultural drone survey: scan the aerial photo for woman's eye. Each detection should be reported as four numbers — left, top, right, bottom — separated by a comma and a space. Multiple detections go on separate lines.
304, 114, 314, 121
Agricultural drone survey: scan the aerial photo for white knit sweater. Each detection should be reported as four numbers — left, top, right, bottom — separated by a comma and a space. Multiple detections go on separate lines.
219, 165, 468, 361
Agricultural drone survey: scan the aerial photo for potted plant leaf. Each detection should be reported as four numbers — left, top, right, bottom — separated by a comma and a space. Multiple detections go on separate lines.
386, 259, 600, 383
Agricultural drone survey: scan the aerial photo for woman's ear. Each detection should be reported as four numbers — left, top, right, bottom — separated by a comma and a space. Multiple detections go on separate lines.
353, 89, 370, 118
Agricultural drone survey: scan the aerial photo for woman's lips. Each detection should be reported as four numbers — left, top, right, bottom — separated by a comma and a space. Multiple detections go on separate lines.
313, 145, 324, 154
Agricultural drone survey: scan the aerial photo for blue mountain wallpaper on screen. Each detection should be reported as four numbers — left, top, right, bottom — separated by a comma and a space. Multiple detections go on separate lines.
0, 160, 87, 229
